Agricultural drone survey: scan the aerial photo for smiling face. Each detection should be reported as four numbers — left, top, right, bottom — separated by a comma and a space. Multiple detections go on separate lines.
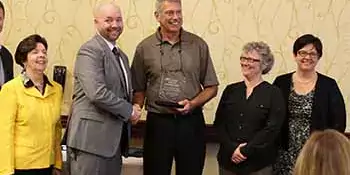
24, 43, 48, 73
155, 1, 183, 34
94, 4, 124, 42
294, 43, 320, 72
240, 50, 263, 79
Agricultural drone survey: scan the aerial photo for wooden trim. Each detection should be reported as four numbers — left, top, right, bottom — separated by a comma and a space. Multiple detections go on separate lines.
61, 115, 349, 142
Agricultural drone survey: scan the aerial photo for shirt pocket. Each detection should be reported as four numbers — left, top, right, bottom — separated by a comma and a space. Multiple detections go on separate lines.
254, 103, 270, 122
219, 101, 240, 122
256, 103, 269, 111
221, 101, 237, 111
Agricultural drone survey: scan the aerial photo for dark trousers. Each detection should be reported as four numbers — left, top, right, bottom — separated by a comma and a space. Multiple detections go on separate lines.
219, 166, 273, 175
143, 110, 206, 175
14, 166, 52, 175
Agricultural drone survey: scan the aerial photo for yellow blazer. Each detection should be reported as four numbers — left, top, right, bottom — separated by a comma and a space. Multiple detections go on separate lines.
0, 75, 62, 175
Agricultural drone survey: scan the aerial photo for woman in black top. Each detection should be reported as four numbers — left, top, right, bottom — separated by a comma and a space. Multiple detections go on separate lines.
214, 41, 286, 175
273, 34, 346, 175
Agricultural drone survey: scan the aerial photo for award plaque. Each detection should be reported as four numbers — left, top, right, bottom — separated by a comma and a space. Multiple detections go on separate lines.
158, 71, 186, 103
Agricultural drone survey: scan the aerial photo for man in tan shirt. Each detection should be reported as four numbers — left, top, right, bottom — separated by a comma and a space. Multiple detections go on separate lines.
131, 0, 219, 174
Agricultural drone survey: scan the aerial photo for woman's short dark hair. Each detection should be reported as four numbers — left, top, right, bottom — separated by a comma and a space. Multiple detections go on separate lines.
293, 34, 323, 59
15, 34, 48, 67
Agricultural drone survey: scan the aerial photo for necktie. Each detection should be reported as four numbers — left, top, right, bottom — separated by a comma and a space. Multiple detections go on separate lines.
112, 47, 129, 93
112, 48, 131, 156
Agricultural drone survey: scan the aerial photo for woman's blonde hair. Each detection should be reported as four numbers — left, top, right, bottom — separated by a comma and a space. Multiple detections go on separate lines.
293, 129, 350, 175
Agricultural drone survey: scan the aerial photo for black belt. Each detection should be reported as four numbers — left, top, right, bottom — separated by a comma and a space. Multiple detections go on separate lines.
148, 108, 202, 118
148, 112, 180, 118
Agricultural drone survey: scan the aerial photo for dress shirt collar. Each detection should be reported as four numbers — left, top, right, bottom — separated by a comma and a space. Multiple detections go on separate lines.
97, 32, 120, 52
21, 71, 53, 88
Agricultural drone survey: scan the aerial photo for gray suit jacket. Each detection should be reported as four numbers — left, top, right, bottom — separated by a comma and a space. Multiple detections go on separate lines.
67, 34, 133, 158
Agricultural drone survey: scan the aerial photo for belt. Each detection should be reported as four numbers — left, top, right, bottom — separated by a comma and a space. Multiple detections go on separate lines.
148, 108, 202, 118
148, 112, 180, 118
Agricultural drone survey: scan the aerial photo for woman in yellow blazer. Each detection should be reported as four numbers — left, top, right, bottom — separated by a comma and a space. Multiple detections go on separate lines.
0, 34, 62, 175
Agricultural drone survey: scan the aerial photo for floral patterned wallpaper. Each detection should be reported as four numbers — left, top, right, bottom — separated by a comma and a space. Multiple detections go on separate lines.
1, 0, 350, 130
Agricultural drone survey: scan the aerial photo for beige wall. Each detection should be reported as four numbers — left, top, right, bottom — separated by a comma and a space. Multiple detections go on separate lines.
2, 0, 350, 130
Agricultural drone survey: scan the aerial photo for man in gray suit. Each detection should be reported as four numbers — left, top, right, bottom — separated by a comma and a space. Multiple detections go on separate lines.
0, 1, 14, 90
66, 3, 141, 175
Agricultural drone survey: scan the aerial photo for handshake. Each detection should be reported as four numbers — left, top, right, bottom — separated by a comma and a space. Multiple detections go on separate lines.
130, 104, 142, 124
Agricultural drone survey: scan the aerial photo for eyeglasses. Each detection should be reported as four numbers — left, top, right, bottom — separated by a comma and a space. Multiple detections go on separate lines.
297, 50, 319, 58
240, 56, 261, 63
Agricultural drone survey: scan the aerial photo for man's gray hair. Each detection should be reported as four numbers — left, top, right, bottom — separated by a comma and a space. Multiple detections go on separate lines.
242, 41, 275, 74
155, 0, 181, 13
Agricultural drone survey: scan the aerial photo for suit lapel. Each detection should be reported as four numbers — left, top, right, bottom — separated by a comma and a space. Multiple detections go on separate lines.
94, 35, 129, 98
118, 50, 132, 98
0, 47, 14, 83
0, 49, 6, 83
